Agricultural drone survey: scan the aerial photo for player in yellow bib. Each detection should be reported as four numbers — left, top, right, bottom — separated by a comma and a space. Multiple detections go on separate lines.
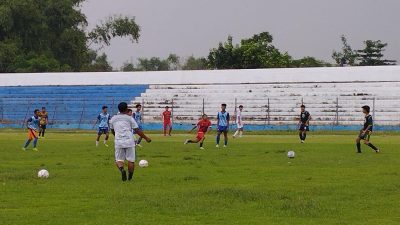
38, 107, 48, 138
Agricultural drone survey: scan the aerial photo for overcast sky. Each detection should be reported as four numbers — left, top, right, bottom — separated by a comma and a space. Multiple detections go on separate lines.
81, 0, 400, 68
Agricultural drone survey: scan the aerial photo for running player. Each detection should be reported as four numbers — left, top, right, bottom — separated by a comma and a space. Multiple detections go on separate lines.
38, 107, 48, 138
184, 114, 212, 150
216, 103, 230, 148
356, 105, 380, 153
110, 102, 151, 181
22, 109, 40, 151
95, 106, 110, 147
298, 105, 311, 143
162, 106, 172, 136
133, 104, 144, 147
233, 105, 244, 138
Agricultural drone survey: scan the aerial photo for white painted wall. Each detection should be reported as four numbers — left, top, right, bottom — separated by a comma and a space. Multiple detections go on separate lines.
1, 66, 400, 86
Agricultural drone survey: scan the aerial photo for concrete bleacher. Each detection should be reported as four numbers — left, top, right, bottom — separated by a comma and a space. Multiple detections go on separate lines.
0, 85, 148, 129
132, 82, 400, 128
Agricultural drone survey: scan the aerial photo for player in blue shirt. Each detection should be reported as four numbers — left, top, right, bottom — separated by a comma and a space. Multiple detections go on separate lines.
22, 109, 40, 151
216, 103, 230, 148
133, 104, 144, 147
95, 106, 110, 147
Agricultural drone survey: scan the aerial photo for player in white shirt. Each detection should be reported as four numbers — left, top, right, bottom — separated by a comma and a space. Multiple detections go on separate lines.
233, 105, 244, 138
110, 102, 151, 181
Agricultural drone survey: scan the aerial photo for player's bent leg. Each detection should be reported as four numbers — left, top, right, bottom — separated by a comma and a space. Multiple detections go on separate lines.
23, 138, 32, 150
364, 140, 379, 152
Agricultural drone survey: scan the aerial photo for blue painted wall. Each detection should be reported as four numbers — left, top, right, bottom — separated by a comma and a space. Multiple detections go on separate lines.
0, 85, 148, 128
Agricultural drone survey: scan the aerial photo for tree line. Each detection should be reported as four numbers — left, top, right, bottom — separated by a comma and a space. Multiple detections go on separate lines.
0, 0, 396, 73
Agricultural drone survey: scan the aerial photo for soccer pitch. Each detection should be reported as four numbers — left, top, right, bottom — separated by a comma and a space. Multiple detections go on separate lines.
1, 130, 399, 225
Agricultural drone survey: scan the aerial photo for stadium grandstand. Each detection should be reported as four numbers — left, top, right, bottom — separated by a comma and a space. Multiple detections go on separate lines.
1, 66, 400, 130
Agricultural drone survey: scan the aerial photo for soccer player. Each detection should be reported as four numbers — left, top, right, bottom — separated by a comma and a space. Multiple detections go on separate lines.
298, 105, 311, 143
356, 105, 380, 153
38, 107, 48, 138
162, 106, 172, 136
216, 103, 230, 148
233, 105, 244, 138
133, 104, 144, 147
184, 114, 212, 150
22, 109, 40, 151
110, 102, 151, 181
95, 106, 110, 147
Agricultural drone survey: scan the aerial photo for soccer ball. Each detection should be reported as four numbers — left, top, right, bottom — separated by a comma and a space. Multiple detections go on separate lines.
287, 151, 295, 158
38, 169, 49, 178
138, 160, 149, 168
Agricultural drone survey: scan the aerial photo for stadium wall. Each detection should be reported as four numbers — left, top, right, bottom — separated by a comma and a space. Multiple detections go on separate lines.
1, 66, 400, 131
1, 66, 400, 86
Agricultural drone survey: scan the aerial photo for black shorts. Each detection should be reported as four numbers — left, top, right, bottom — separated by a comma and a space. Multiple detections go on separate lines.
299, 124, 309, 131
359, 131, 371, 141
40, 124, 47, 129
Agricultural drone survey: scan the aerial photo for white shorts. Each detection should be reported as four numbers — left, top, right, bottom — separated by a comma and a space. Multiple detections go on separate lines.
236, 123, 244, 129
115, 147, 136, 162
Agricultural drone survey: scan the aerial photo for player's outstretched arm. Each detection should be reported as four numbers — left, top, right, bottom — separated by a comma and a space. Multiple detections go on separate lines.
134, 128, 151, 143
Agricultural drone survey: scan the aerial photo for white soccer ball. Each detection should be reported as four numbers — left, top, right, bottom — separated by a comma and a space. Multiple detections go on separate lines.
287, 151, 295, 158
38, 169, 49, 178
138, 160, 149, 168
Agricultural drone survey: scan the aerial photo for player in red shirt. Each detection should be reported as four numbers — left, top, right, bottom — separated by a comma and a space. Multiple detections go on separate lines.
162, 106, 172, 136
184, 114, 212, 150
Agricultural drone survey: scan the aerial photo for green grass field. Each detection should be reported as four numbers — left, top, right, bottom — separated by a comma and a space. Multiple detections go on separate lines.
1, 130, 400, 225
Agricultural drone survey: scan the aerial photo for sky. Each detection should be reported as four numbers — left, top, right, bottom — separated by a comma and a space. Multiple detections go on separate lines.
81, 0, 400, 68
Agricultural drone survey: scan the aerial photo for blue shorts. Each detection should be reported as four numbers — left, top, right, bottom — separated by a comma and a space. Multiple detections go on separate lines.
98, 127, 109, 135
132, 125, 143, 134
218, 126, 228, 132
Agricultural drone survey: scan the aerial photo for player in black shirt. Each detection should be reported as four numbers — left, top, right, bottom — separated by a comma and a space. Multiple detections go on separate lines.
356, 105, 380, 153
298, 105, 311, 143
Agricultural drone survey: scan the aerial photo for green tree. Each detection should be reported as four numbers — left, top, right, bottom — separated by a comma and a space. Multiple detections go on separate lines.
0, 0, 140, 72
84, 53, 113, 72
182, 56, 208, 70
332, 35, 357, 66
121, 62, 136, 72
208, 36, 240, 69
167, 54, 181, 70
356, 40, 396, 66
136, 57, 170, 71
208, 32, 292, 69
291, 57, 331, 68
